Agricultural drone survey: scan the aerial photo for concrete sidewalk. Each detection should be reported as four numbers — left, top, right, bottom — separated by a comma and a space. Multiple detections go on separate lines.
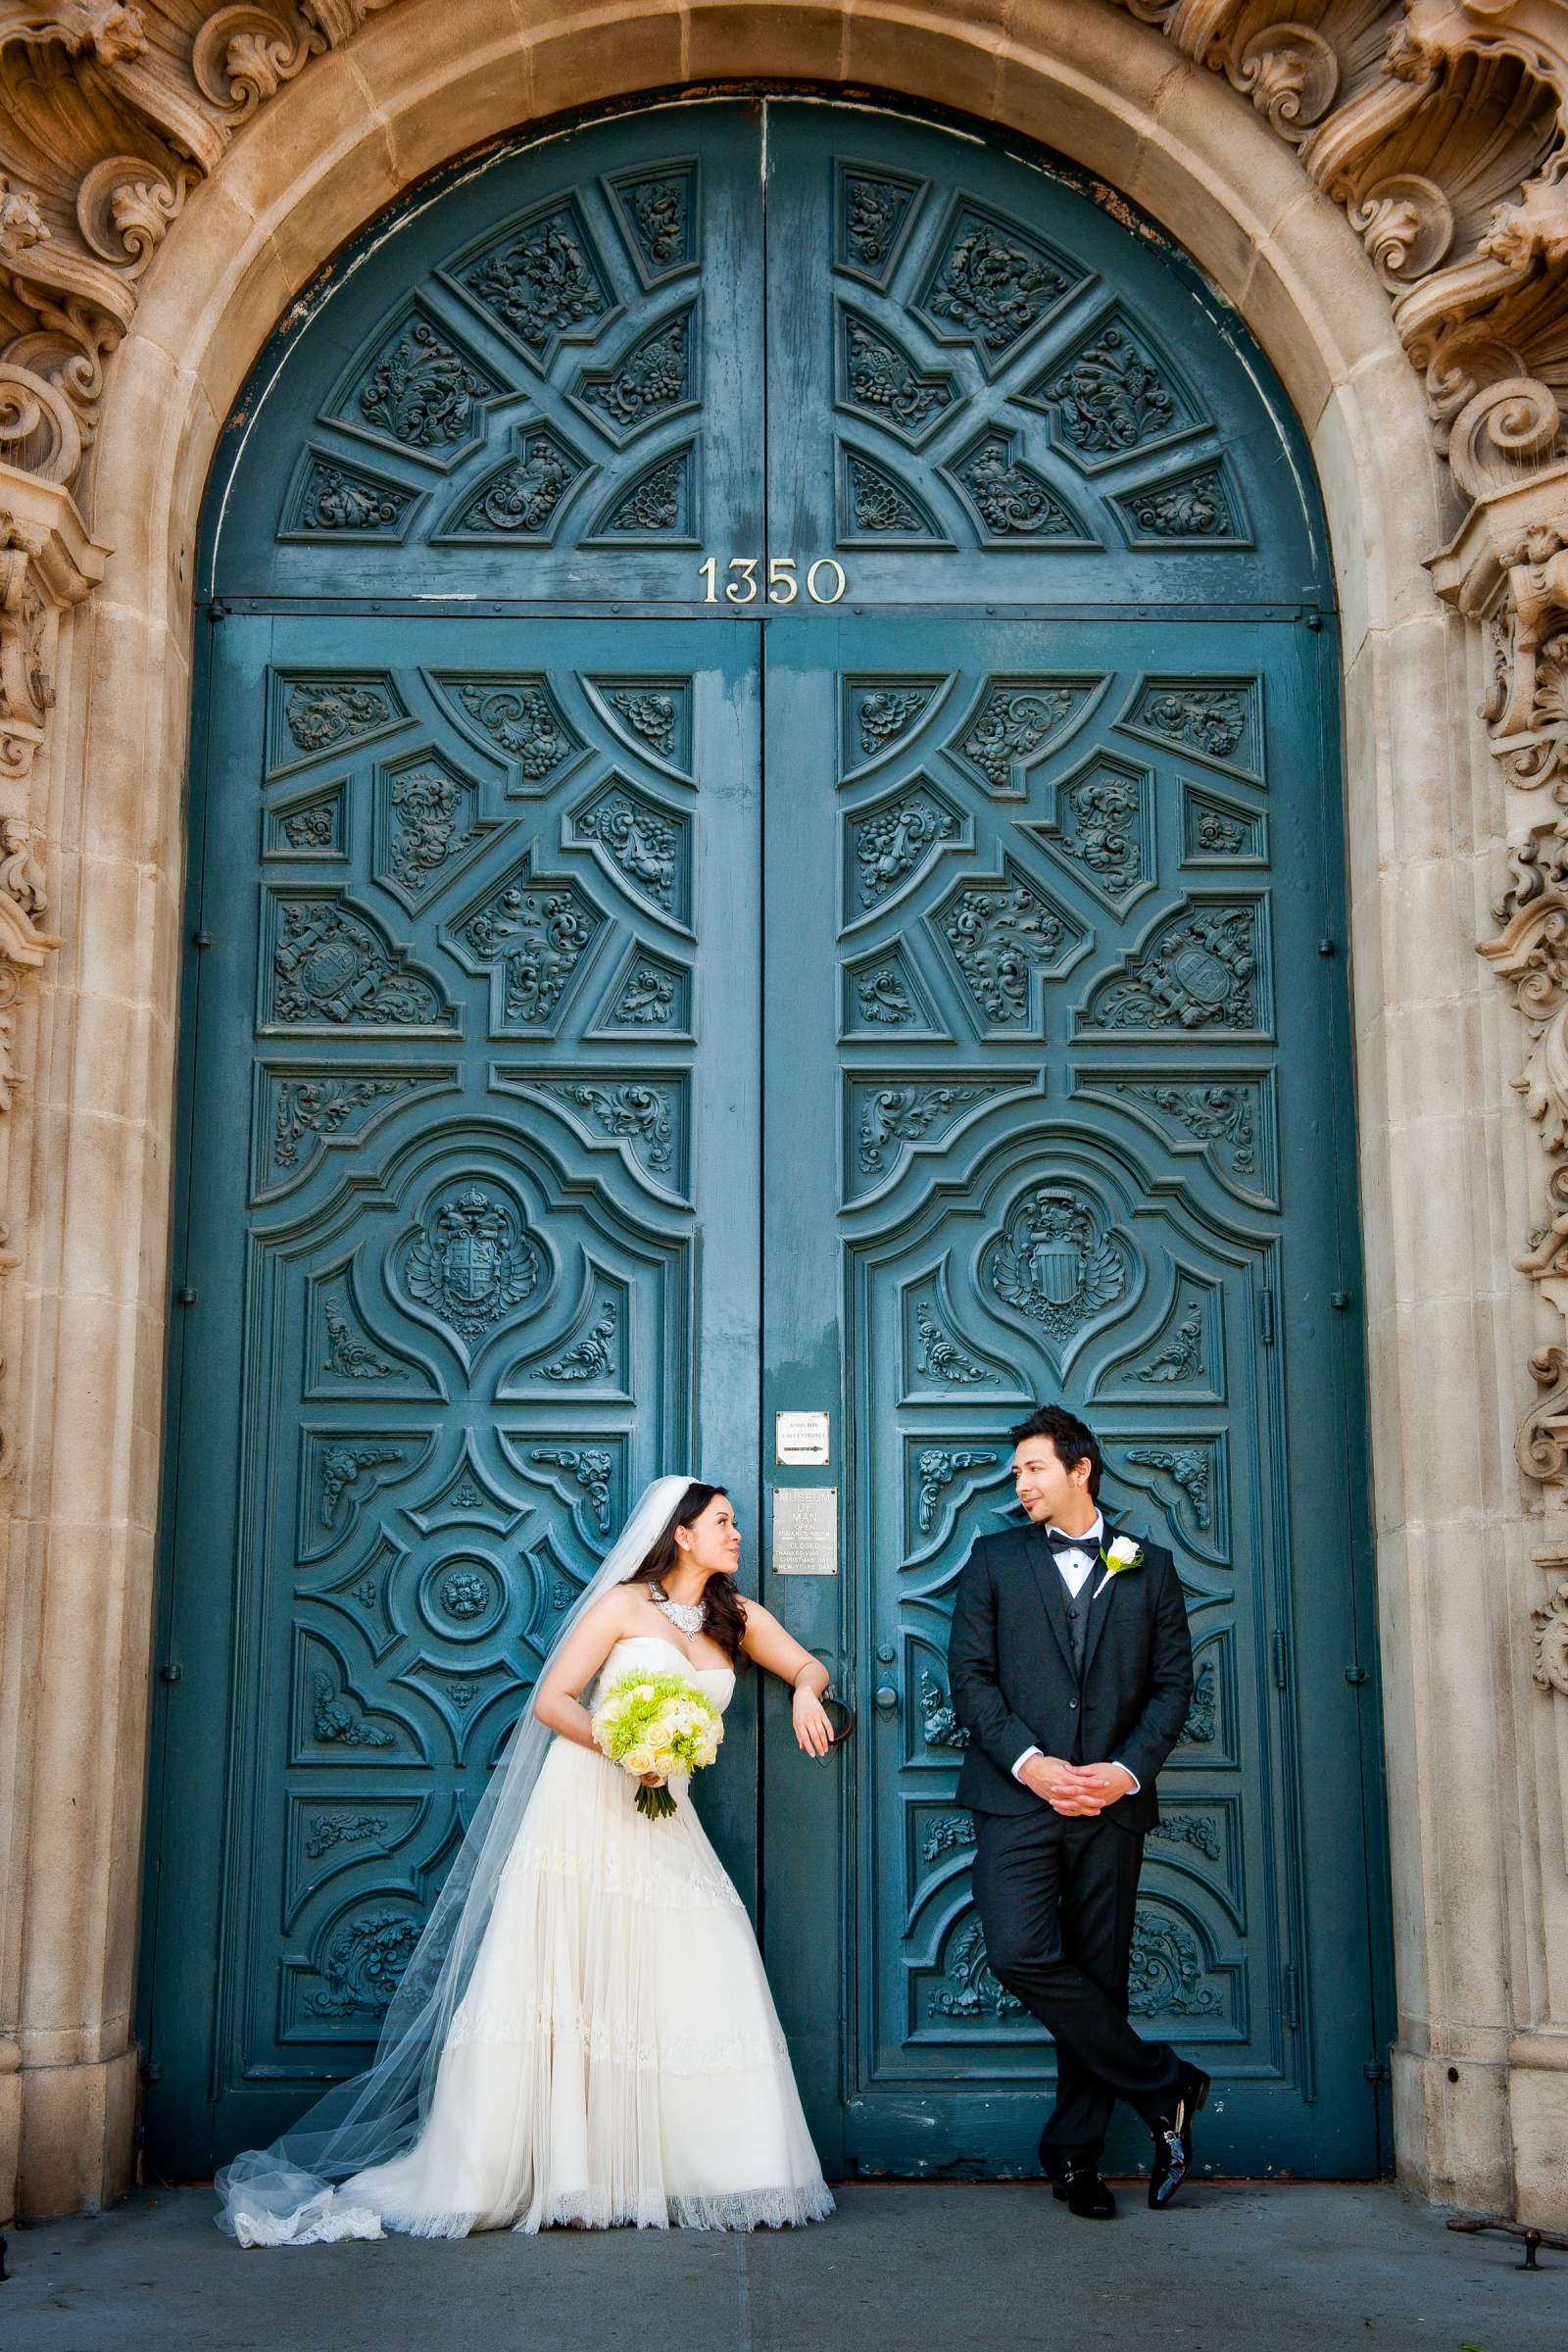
1, 2182, 1561, 2352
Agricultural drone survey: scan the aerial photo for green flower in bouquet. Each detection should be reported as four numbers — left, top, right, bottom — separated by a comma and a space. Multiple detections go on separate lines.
590, 1669, 725, 1820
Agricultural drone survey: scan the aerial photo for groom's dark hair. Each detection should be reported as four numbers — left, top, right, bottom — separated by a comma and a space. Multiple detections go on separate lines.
1008, 1404, 1102, 1500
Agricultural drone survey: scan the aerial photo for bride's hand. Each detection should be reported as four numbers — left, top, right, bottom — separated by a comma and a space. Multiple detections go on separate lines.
638, 1769, 665, 1788
792, 1686, 834, 1759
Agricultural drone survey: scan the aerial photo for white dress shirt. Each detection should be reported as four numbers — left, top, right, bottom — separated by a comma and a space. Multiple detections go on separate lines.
1011, 1509, 1141, 1793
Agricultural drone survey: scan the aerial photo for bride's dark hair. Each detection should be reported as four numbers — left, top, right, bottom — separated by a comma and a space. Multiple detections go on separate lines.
626, 1480, 750, 1666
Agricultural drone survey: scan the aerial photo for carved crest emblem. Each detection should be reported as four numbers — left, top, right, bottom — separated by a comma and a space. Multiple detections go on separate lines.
405, 1185, 539, 1339
986, 1185, 1128, 1339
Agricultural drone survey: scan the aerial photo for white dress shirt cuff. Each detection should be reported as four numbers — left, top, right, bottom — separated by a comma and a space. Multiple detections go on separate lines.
1111, 1761, 1141, 1793
1011, 1746, 1042, 1781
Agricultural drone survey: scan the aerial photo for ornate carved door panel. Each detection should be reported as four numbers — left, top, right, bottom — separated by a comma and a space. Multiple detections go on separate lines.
146, 97, 1387, 2182
760, 612, 1375, 2180
150, 614, 761, 2160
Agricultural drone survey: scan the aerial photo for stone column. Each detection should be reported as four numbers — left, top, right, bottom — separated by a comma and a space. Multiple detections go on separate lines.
1429, 437, 1568, 2229
0, 433, 117, 2222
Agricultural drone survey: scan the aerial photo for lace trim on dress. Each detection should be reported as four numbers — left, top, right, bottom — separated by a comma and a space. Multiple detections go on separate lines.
357, 2180, 837, 2239
444, 1998, 790, 2075
526, 2181, 838, 2234
501, 1838, 746, 1914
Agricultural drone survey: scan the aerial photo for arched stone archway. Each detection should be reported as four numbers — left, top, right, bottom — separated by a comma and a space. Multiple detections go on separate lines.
0, 0, 1565, 2229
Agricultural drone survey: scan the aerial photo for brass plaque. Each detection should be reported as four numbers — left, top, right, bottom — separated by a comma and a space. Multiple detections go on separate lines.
771, 1485, 838, 1576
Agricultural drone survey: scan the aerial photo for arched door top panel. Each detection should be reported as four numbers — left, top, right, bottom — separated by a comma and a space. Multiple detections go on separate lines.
205, 98, 1328, 609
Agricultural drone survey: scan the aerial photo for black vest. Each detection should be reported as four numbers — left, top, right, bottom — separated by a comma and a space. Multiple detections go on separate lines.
1062, 1580, 1089, 1759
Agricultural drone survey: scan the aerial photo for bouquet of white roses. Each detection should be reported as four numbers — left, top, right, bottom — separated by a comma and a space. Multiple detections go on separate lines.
590, 1669, 724, 1820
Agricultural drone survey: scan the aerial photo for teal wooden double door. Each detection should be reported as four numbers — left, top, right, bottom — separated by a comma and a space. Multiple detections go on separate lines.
144, 99, 1390, 2181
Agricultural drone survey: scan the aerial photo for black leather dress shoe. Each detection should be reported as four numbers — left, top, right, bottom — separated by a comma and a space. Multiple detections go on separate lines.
1045, 2158, 1117, 2220
1148, 2066, 1210, 2209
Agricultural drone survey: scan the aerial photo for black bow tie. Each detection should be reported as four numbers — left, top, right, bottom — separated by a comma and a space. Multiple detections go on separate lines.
1045, 1527, 1100, 1550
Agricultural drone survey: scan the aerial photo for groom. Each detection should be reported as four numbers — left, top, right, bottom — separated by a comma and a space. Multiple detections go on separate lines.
947, 1404, 1207, 2219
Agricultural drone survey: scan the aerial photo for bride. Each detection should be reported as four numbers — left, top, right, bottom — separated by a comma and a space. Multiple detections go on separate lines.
217, 1476, 837, 2243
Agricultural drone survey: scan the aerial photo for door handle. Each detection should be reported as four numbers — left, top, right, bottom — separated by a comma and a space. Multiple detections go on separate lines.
872, 1684, 899, 1715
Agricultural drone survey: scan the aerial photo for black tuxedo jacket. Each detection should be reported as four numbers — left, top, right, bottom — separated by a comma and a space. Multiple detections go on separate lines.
947, 1516, 1194, 1835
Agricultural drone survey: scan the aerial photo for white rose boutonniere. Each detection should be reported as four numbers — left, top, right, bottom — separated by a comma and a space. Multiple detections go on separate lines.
1092, 1535, 1144, 1601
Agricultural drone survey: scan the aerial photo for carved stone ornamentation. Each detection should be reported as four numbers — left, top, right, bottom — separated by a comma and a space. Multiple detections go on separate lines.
1531, 1578, 1568, 1694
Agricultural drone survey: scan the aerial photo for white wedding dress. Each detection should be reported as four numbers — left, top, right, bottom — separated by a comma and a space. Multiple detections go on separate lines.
236, 1635, 832, 2242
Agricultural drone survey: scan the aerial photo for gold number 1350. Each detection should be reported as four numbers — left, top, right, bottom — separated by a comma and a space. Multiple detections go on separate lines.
698, 556, 848, 606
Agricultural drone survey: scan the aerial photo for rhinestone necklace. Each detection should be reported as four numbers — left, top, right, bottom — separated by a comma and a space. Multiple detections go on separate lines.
650, 1582, 706, 1639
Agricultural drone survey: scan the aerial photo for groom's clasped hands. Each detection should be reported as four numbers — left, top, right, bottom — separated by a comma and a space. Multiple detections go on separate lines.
1014, 1753, 1138, 1816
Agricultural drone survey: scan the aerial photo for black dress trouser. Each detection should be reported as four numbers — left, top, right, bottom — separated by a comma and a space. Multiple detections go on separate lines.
971, 1806, 1188, 2160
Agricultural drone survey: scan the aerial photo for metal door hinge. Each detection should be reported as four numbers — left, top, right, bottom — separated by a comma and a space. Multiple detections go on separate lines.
159, 1661, 182, 1684
176, 1286, 196, 1306
1271, 1629, 1289, 1690
1345, 1663, 1370, 1687
1363, 2060, 1388, 2087
192, 930, 214, 950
